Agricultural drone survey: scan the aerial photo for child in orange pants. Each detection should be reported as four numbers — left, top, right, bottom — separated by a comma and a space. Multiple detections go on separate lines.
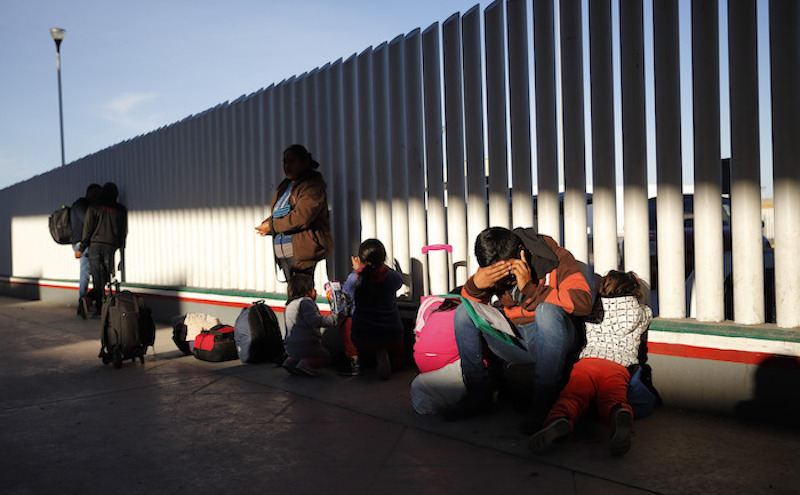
528, 270, 652, 456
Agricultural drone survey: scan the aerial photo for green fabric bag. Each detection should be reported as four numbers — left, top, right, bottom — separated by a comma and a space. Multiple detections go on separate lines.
442, 295, 525, 349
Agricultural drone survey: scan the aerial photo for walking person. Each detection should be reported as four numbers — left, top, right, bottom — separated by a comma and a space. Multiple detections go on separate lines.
76, 182, 127, 318
71, 183, 101, 318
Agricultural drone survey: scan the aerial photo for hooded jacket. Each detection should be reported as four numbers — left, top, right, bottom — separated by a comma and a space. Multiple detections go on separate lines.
461, 233, 592, 325
79, 199, 127, 252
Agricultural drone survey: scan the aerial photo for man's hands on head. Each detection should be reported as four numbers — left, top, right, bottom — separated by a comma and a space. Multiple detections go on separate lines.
473, 261, 512, 290
509, 249, 532, 288
472, 250, 533, 290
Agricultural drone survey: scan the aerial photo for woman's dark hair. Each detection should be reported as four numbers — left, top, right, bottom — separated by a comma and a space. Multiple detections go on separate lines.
354, 238, 387, 304
599, 270, 643, 301
287, 273, 315, 303
587, 270, 644, 323
474, 227, 523, 267
284, 144, 320, 169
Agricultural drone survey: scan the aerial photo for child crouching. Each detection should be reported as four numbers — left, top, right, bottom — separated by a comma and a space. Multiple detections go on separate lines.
283, 274, 343, 376
343, 238, 405, 380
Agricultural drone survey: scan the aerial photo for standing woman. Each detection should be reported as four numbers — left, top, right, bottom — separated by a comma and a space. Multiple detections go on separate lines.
255, 144, 333, 281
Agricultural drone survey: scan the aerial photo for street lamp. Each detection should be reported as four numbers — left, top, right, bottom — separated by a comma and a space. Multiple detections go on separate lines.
50, 27, 66, 167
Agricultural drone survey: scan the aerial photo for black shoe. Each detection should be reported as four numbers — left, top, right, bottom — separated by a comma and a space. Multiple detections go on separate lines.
282, 357, 301, 375
79, 297, 91, 320
337, 357, 363, 376
441, 393, 493, 421
528, 418, 570, 454
610, 407, 633, 456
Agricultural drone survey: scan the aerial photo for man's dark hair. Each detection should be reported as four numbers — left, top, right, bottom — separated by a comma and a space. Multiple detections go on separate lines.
86, 183, 102, 201
102, 182, 119, 202
474, 227, 523, 267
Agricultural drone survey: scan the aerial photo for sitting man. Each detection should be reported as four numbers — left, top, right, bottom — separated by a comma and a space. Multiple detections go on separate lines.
444, 227, 593, 429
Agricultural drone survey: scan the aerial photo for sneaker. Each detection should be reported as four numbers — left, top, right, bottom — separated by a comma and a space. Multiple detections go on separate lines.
282, 357, 301, 375
610, 407, 633, 456
295, 359, 320, 377
337, 357, 363, 376
376, 348, 391, 380
527, 418, 571, 454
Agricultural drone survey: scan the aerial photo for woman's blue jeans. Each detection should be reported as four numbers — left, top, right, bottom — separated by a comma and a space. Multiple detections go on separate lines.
453, 302, 577, 406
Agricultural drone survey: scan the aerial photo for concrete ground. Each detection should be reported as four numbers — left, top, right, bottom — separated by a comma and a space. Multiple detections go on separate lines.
1, 295, 798, 495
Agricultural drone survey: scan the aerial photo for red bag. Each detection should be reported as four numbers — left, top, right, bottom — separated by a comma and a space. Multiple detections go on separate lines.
192, 325, 238, 362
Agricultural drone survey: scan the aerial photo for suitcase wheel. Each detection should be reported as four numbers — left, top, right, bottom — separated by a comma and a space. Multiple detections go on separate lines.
112, 349, 123, 369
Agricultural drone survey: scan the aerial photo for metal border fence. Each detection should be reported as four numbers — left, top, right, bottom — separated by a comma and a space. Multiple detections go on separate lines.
0, 0, 797, 328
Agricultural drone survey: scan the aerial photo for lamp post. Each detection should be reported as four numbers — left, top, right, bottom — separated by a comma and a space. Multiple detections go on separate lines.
50, 27, 66, 167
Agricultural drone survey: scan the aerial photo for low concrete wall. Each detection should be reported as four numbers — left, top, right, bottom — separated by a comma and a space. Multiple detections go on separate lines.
3, 275, 799, 421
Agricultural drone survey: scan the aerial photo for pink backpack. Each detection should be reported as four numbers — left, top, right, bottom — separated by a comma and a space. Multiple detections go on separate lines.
413, 296, 460, 373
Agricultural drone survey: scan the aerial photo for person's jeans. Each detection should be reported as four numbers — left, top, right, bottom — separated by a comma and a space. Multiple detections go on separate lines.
73, 243, 90, 297
87, 245, 116, 309
453, 302, 577, 406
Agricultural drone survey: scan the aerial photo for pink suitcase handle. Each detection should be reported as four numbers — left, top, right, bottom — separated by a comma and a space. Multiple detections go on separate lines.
422, 244, 453, 254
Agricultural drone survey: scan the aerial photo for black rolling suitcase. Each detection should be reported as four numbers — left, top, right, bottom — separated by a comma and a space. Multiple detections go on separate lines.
99, 281, 156, 369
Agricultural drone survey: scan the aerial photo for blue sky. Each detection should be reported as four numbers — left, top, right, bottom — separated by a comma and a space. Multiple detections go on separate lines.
0, 0, 775, 197
0, 0, 480, 189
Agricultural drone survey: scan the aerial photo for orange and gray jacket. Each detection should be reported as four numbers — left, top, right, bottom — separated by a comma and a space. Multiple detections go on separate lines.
461, 234, 592, 325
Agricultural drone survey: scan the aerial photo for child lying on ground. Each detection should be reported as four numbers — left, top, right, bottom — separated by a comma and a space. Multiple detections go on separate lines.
528, 270, 652, 456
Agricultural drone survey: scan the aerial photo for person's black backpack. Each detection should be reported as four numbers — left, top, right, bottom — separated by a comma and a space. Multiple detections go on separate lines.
234, 300, 285, 364
49, 206, 72, 244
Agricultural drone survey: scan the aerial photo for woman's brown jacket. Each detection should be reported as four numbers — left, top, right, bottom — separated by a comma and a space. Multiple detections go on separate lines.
267, 169, 333, 270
